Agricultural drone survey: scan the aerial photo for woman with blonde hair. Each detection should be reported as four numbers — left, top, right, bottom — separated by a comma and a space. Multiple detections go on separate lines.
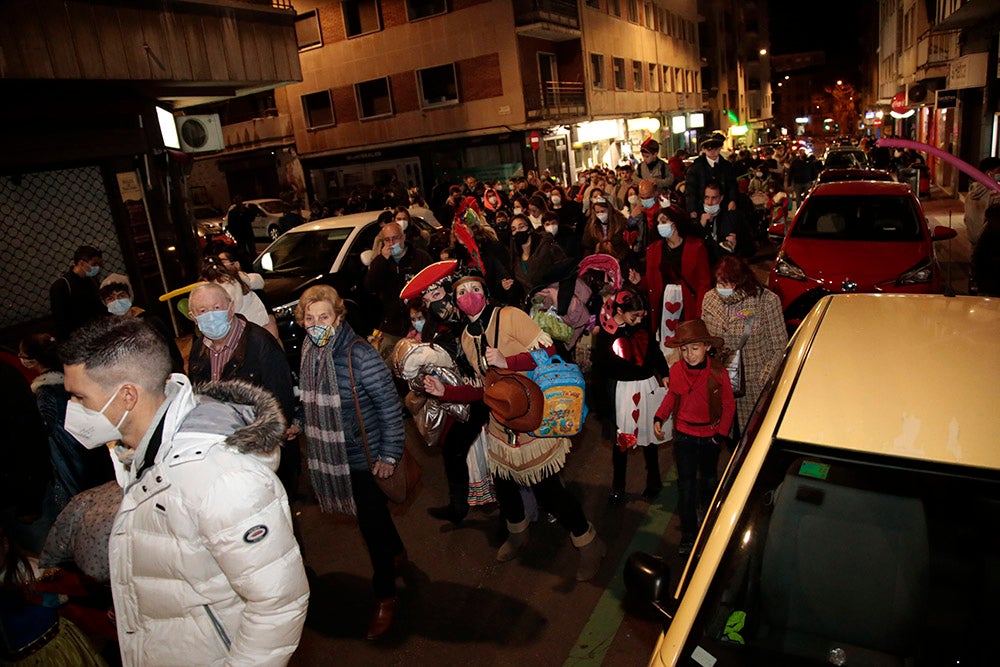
294, 285, 406, 640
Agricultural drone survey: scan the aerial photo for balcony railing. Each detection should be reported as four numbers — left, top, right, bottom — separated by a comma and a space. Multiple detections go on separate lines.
514, 0, 580, 28
527, 81, 586, 118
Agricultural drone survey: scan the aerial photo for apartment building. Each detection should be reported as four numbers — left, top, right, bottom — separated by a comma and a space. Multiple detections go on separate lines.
241, 0, 704, 208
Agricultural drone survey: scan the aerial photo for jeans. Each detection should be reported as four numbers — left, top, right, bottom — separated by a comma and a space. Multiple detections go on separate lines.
494, 473, 589, 538
351, 470, 405, 599
673, 432, 721, 537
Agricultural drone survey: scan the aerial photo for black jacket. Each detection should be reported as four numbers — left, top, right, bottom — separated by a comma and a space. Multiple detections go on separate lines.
187, 317, 297, 425
50, 271, 105, 339
685, 155, 739, 218
364, 246, 433, 336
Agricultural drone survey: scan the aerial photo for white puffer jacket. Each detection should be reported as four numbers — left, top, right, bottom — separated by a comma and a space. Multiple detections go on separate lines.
109, 375, 309, 666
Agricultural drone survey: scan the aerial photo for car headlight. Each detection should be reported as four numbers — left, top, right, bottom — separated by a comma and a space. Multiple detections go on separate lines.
775, 252, 807, 281
272, 300, 299, 321
897, 258, 933, 285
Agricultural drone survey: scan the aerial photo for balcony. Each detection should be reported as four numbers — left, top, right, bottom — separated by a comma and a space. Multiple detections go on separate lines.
222, 113, 294, 150
916, 30, 959, 77
514, 0, 581, 41
526, 81, 586, 120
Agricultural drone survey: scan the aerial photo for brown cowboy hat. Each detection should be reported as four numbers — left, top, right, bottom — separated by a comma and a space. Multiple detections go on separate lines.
664, 319, 724, 349
483, 369, 544, 432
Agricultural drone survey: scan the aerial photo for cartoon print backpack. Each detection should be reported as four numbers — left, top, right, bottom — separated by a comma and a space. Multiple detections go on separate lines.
527, 349, 588, 438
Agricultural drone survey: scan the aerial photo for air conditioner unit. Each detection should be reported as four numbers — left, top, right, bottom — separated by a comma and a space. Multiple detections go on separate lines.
175, 114, 225, 153
906, 82, 930, 106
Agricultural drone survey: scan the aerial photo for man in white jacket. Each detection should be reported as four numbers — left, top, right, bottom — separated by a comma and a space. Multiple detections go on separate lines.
61, 317, 309, 666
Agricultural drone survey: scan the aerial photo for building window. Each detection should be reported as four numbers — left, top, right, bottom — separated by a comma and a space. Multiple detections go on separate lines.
417, 63, 458, 107
645, 2, 654, 27
406, 0, 447, 21
585, 0, 600, 8
693, 71, 700, 93
648, 63, 660, 92
663, 65, 672, 92
612, 57, 626, 90
675, 67, 684, 93
590, 53, 605, 89
355, 77, 393, 119
627, 0, 638, 23
632, 60, 643, 91
343, 0, 381, 38
610, 0, 621, 18
295, 10, 323, 50
302, 90, 335, 129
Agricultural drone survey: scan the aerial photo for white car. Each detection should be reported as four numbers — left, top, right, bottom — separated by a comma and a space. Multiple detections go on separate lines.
227, 198, 309, 241
627, 293, 1000, 666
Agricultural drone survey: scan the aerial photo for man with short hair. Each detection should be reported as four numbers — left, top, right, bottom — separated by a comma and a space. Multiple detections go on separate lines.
697, 181, 739, 264
60, 316, 308, 666
614, 163, 640, 210
364, 221, 432, 358
50, 245, 107, 340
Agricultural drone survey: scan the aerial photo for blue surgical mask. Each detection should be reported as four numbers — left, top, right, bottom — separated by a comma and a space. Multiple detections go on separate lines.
413, 319, 425, 333
107, 298, 132, 316
716, 287, 734, 297
196, 309, 232, 340
657, 223, 675, 239
307, 324, 334, 346
704, 203, 721, 215
641, 197, 656, 209
390, 243, 404, 259
86, 264, 100, 278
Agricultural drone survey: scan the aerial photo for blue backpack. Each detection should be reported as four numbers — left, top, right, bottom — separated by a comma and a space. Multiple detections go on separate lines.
527, 349, 588, 438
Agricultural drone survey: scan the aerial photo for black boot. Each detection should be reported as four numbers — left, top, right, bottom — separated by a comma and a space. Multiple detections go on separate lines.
427, 504, 468, 525
641, 445, 663, 499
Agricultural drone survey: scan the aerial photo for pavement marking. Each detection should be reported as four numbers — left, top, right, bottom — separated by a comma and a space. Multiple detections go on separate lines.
564, 470, 678, 666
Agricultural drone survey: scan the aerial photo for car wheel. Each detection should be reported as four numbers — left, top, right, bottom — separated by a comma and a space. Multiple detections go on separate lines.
268, 225, 281, 240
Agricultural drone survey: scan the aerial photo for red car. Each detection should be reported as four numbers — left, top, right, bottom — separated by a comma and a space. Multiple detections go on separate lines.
767, 181, 957, 326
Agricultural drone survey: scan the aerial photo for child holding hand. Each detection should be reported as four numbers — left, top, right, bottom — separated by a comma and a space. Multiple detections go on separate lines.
653, 319, 735, 555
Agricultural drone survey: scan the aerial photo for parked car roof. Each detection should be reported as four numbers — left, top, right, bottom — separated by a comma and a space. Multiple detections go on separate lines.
816, 168, 895, 184
806, 180, 911, 197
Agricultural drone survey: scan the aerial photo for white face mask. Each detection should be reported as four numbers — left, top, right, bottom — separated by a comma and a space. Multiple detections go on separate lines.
657, 222, 675, 239
596, 212, 609, 223
512, 207, 523, 216
64, 387, 128, 450
529, 214, 542, 228
544, 224, 559, 236
550, 195, 562, 206
394, 218, 409, 232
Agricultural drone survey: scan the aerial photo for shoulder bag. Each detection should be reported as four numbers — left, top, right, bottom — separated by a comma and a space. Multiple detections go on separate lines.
347, 338, 421, 504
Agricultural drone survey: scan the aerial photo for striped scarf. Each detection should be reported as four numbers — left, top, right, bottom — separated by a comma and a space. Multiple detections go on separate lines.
301, 337, 357, 516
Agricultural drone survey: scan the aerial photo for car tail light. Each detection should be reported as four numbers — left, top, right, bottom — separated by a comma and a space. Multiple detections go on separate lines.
775, 252, 807, 281
897, 258, 933, 285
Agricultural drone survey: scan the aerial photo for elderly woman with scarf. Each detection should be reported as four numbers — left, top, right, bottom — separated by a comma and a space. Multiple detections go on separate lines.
295, 285, 406, 641
423, 269, 606, 582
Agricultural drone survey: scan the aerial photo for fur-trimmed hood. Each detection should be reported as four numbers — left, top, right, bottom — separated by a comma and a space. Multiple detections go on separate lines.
187, 380, 287, 455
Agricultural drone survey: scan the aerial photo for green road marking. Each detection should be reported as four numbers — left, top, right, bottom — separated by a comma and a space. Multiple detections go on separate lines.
564, 469, 678, 666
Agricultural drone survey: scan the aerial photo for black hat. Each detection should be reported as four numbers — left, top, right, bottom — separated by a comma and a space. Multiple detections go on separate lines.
700, 133, 726, 149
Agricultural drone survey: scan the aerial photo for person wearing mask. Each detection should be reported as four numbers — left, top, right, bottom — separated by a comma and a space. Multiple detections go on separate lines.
49, 245, 106, 340
701, 256, 787, 432
685, 133, 739, 223
614, 163, 640, 209
637, 138, 674, 194
186, 283, 301, 497
541, 211, 580, 261
99, 276, 184, 373
508, 214, 567, 297
526, 194, 550, 230
60, 316, 308, 664
548, 184, 584, 236
364, 221, 433, 359
200, 256, 279, 341
642, 207, 712, 333
696, 181, 740, 265
581, 197, 630, 260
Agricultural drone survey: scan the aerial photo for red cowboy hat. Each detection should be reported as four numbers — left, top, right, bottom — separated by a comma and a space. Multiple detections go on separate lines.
399, 260, 459, 300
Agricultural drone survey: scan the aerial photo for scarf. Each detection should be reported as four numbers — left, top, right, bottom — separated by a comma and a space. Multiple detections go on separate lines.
301, 335, 357, 516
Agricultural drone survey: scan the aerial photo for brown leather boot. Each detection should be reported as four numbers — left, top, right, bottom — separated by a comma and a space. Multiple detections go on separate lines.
365, 597, 398, 640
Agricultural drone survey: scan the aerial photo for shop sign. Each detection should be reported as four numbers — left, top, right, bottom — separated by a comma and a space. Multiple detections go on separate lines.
935, 89, 958, 109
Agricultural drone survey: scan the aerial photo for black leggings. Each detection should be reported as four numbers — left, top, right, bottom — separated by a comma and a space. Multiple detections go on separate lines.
494, 473, 589, 538
351, 470, 405, 599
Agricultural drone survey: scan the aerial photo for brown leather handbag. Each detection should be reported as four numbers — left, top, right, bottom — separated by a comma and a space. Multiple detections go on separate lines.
348, 339, 421, 503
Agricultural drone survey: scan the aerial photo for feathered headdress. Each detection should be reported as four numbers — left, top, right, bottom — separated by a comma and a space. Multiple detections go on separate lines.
452, 222, 486, 275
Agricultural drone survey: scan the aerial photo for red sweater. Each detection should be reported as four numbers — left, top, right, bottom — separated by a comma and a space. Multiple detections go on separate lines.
654, 359, 735, 437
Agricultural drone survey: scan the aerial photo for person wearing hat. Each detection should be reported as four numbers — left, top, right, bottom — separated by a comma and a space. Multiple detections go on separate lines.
422, 269, 606, 581
400, 261, 491, 525
685, 133, 739, 223
637, 137, 674, 195
652, 318, 735, 555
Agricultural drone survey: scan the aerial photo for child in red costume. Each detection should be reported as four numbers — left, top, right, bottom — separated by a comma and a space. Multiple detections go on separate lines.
653, 319, 735, 555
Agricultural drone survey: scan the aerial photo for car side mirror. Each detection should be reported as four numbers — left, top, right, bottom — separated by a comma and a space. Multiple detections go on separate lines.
623, 551, 676, 623
767, 222, 785, 245
931, 225, 957, 241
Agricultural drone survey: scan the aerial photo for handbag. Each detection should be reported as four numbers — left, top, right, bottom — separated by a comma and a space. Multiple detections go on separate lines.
347, 339, 421, 503
725, 315, 754, 398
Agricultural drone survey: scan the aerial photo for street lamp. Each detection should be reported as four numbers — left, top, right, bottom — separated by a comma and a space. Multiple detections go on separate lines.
759, 48, 767, 56
836, 80, 843, 85
784, 75, 789, 80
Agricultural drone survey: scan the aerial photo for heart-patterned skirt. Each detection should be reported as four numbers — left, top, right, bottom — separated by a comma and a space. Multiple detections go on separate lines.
615, 377, 670, 448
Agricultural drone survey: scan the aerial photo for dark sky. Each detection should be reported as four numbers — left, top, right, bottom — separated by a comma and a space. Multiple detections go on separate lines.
769, 0, 872, 82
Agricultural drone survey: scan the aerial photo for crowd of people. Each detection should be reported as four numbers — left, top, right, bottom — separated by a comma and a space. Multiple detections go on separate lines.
3, 132, 795, 664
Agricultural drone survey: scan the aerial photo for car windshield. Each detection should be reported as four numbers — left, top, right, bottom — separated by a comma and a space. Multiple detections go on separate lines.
678, 443, 1000, 666
253, 228, 351, 276
791, 195, 922, 241
257, 200, 292, 215
824, 151, 867, 169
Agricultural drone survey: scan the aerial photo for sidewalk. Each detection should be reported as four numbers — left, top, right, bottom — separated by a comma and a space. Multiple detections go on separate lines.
920, 186, 971, 295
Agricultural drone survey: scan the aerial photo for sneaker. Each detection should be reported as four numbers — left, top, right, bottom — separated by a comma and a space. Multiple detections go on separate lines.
678, 536, 695, 557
